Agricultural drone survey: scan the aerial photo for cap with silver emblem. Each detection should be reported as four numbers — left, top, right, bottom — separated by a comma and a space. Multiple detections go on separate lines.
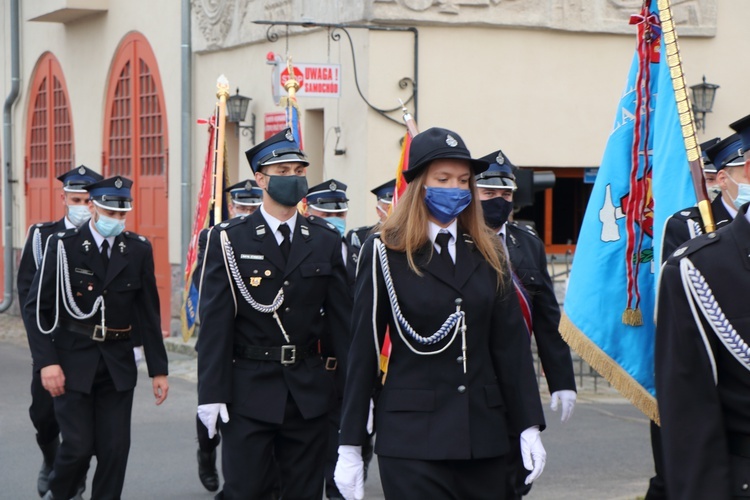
306, 179, 349, 213
57, 165, 104, 193
244, 127, 309, 173
225, 179, 263, 206
403, 127, 488, 183
475, 150, 518, 190
84, 176, 133, 211
704, 134, 744, 171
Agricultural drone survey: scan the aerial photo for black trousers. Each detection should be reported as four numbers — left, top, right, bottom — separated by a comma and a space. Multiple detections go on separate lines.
30, 368, 59, 445
220, 393, 328, 500
378, 454, 507, 500
197, 414, 221, 452
645, 420, 667, 500
49, 357, 134, 500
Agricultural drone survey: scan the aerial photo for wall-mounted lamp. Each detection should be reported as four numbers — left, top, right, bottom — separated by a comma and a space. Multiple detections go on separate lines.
226, 88, 256, 144
690, 76, 719, 132
333, 126, 346, 156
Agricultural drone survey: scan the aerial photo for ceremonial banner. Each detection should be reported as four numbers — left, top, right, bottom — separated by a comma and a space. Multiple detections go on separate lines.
181, 117, 217, 342
560, 0, 697, 422
280, 59, 303, 147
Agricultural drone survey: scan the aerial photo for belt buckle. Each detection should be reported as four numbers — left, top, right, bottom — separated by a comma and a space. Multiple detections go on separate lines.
92, 325, 106, 342
325, 357, 338, 371
280, 345, 296, 365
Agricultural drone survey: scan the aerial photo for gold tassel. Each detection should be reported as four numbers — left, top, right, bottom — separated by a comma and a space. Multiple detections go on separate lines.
559, 312, 659, 425
622, 307, 644, 326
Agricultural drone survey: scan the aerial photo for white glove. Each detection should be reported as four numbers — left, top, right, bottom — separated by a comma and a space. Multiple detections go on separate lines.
520, 426, 546, 485
366, 399, 375, 435
550, 390, 576, 423
197, 403, 229, 439
133, 346, 144, 368
334, 445, 365, 500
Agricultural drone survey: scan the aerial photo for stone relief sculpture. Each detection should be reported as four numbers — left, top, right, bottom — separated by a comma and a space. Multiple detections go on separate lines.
193, 0, 716, 52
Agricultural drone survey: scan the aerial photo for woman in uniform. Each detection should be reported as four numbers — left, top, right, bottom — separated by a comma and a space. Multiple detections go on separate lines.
334, 127, 547, 499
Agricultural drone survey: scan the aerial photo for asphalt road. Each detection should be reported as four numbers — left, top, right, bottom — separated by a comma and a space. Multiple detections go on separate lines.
0, 333, 653, 499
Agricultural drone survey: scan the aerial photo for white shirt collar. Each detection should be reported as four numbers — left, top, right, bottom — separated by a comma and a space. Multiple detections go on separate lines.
64, 217, 76, 230
87, 220, 115, 251
428, 219, 457, 244
260, 204, 298, 241
721, 196, 738, 220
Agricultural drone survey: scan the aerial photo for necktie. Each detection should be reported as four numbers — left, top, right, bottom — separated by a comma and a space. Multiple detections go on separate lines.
100, 240, 110, 270
278, 223, 291, 261
435, 232, 454, 271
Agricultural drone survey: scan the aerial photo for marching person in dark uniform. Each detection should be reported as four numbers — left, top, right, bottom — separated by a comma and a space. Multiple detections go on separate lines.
24, 175, 169, 500
476, 150, 576, 499
335, 128, 546, 500
655, 113, 750, 499
194, 179, 262, 492
18, 165, 102, 498
701, 137, 722, 201
648, 134, 746, 499
345, 179, 396, 262
196, 128, 352, 499
304, 179, 375, 499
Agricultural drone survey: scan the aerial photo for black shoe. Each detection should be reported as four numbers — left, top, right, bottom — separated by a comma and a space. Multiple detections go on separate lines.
37, 438, 60, 497
197, 449, 219, 492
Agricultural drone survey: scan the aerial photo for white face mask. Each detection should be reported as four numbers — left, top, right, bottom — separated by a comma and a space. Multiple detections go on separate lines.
67, 204, 91, 227
724, 172, 750, 209
93, 210, 126, 237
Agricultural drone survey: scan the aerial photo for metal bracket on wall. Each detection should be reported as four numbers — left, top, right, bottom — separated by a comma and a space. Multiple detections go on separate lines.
254, 20, 418, 126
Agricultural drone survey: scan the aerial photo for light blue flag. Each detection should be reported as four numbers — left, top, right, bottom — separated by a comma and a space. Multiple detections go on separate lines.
560, 1, 696, 422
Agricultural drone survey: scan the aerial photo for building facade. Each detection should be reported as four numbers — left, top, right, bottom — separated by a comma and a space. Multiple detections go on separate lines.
1, 0, 747, 334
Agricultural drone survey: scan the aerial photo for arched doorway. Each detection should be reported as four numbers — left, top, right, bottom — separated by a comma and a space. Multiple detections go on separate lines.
25, 52, 75, 226
103, 32, 170, 334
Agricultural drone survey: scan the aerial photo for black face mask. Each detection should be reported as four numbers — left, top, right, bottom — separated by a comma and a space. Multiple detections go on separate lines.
264, 175, 308, 207
481, 197, 513, 229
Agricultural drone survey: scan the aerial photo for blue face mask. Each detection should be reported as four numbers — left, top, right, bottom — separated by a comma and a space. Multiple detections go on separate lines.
94, 211, 126, 238
67, 204, 91, 227
725, 173, 750, 209
326, 216, 347, 237
424, 186, 472, 224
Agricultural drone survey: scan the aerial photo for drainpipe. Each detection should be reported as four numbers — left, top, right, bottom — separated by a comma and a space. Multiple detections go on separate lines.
180, 0, 192, 275
1, 0, 20, 312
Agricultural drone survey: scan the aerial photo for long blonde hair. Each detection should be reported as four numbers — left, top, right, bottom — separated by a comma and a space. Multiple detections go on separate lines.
380, 169, 508, 285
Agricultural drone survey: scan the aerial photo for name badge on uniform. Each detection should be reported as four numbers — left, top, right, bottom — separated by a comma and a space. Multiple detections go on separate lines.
75, 268, 94, 276
249, 277, 262, 287
240, 254, 264, 260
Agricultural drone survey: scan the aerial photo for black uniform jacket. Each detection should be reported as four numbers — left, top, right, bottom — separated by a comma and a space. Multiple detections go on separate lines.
506, 223, 575, 394
196, 210, 352, 424
339, 233, 545, 460
24, 223, 168, 393
18, 218, 67, 312
661, 195, 733, 261
655, 207, 750, 499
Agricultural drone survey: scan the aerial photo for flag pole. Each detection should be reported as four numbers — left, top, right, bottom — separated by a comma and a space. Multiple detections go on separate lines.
657, 0, 715, 233
213, 75, 230, 224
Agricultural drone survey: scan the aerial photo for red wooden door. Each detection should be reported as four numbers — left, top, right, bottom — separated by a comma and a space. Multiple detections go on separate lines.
25, 53, 75, 226
103, 33, 170, 335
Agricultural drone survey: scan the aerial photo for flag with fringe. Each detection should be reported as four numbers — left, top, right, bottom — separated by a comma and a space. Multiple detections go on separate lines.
560, 0, 697, 422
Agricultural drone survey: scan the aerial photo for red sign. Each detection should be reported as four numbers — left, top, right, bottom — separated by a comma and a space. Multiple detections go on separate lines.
276, 63, 341, 98
264, 112, 288, 140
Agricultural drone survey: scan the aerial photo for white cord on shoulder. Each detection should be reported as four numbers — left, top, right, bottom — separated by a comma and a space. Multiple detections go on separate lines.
36, 239, 105, 335
32, 228, 43, 269
373, 238, 467, 370
679, 258, 718, 384
220, 229, 290, 343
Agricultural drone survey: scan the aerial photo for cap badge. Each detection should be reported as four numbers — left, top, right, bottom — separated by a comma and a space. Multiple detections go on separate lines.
445, 135, 458, 147
329, 181, 338, 191
285, 130, 294, 141
114, 177, 123, 189
496, 152, 505, 165
245, 180, 253, 191
78, 166, 86, 175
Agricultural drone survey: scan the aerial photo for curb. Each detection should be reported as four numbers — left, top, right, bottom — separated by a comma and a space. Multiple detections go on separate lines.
164, 336, 197, 358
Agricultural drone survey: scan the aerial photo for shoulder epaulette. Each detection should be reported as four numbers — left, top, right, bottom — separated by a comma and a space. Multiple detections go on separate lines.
123, 231, 151, 245
30, 220, 58, 230
307, 215, 339, 234
668, 231, 721, 262
216, 216, 249, 232
52, 227, 79, 239
670, 206, 701, 221
509, 222, 540, 240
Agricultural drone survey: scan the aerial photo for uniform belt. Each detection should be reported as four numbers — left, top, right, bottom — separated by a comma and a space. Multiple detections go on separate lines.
60, 320, 132, 342
728, 432, 750, 458
233, 344, 318, 365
